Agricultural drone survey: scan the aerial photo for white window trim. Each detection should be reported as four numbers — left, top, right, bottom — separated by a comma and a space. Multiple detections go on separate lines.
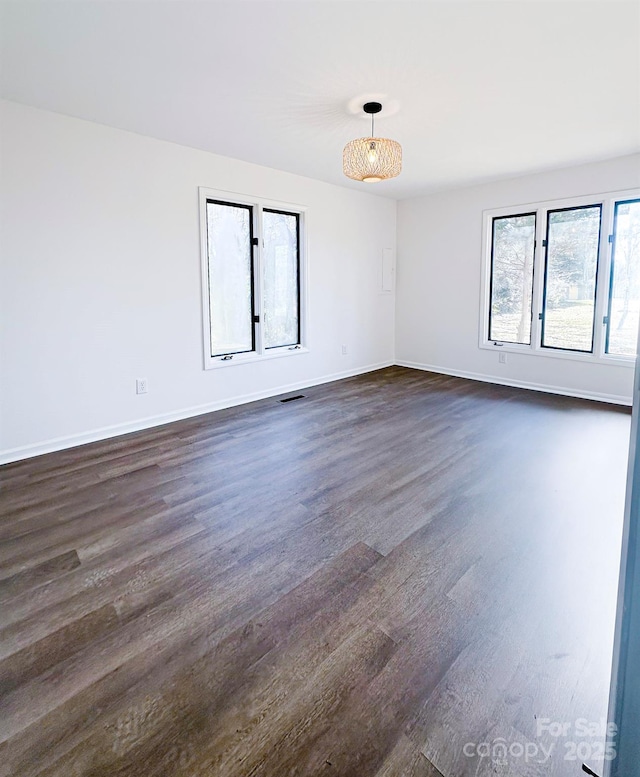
479, 188, 640, 368
199, 187, 309, 370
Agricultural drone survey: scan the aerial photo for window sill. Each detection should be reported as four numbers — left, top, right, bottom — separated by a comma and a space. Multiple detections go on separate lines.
204, 346, 309, 370
479, 341, 635, 367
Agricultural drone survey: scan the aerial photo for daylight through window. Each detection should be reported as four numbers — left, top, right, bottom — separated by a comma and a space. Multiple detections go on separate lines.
606, 200, 640, 357
483, 191, 640, 362
200, 190, 305, 367
489, 213, 536, 345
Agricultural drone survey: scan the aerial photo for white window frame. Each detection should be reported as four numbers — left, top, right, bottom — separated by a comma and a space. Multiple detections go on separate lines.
199, 187, 309, 370
479, 188, 640, 367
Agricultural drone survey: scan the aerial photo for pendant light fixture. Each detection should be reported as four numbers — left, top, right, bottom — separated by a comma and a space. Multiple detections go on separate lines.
343, 102, 402, 183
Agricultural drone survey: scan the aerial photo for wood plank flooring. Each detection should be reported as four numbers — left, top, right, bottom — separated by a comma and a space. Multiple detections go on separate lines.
0, 367, 630, 776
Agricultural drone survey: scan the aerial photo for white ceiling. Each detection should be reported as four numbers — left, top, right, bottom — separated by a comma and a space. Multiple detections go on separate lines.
1, 0, 639, 199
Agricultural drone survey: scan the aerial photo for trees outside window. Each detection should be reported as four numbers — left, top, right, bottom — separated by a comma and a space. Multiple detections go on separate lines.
489, 213, 536, 345
482, 192, 640, 363
606, 200, 640, 357
541, 205, 601, 353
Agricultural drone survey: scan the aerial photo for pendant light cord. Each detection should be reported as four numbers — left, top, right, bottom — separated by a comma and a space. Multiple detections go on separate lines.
371, 112, 374, 138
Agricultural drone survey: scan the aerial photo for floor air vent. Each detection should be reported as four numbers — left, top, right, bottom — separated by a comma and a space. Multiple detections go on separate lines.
279, 395, 305, 403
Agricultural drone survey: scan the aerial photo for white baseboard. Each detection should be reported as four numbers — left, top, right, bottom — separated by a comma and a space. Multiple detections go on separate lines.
395, 359, 633, 407
0, 360, 393, 465
2, 358, 631, 465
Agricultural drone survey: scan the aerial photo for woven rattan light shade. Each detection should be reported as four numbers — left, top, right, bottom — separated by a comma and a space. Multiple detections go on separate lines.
342, 136, 402, 182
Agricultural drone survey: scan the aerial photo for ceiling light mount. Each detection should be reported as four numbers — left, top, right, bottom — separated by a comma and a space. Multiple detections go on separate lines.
343, 101, 402, 184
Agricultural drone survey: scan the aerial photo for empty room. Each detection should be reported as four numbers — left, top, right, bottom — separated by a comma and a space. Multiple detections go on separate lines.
1, 1, 640, 776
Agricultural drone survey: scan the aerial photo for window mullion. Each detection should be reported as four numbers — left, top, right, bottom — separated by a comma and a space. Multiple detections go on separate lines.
594, 199, 614, 358
531, 208, 547, 351
253, 205, 264, 355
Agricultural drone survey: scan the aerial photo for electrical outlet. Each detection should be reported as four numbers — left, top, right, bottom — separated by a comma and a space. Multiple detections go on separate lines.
341, 344, 348, 355
136, 378, 148, 394
498, 353, 507, 364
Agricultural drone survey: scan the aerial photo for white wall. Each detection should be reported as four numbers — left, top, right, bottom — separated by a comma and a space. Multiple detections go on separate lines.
396, 155, 640, 404
0, 101, 396, 463
3, 101, 638, 464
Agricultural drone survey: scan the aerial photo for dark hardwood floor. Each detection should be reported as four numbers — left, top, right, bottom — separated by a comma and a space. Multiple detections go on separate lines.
0, 367, 630, 777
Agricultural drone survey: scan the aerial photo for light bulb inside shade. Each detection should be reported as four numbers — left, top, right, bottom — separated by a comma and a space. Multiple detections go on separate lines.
363, 176, 382, 183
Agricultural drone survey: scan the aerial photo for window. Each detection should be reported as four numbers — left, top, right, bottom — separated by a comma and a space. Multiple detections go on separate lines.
263, 209, 300, 349
206, 200, 255, 357
199, 189, 306, 368
488, 213, 536, 345
481, 190, 640, 364
541, 205, 601, 353
606, 200, 640, 357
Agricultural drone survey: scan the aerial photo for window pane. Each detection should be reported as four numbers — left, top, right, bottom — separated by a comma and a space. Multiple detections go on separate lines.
542, 205, 601, 352
489, 213, 536, 344
263, 210, 300, 349
606, 200, 640, 357
206, 201, 254, 357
